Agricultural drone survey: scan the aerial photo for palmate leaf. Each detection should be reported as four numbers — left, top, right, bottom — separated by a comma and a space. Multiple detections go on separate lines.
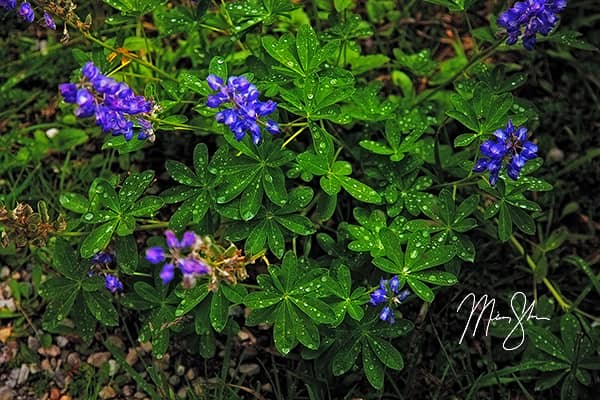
243, 252, 335, 354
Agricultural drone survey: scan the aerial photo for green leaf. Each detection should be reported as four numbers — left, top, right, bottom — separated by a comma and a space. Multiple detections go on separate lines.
297, 152, 329, 175
129, 196, 164, 217
296, 24, 321, 74
134, 282, 162, 304
338, 176, 382, 204
362, 341, 385, 389
175, 283, 209, 316
83, 291, 119, 326
454, 133, 478, 147
120, 171, 154, 210
290, 305, 320, 350
529, 326, 570, 363
80, 220, 118, 258
275, 215, 315, 235
263, 167, 288, 206
59, 192, 89, 213
210, 288, 229, 332
43, 289, 78, 328
209, 56, 228, 80
332, 339, 361, 375
273, 302, 296, 355
244, 290, 283, 309
239, 175, 263, 221
292, 296, 336, 324
359, 140, 394, 155
53, 238, 82, 280
560, 314, 580, 360
498, 203, 512, 242
407, 277, 435, 302
411, 271, 457, 286
368, 336, 404, 370
166, 160, 198, 186
96, 179, 121, 212
246, 222, 268, 256
115, 235, 138, 274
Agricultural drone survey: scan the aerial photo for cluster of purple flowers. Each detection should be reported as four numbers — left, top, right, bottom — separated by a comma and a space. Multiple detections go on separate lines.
498, 0, 567, 50
145, 230, 210, 285
1, 1, 55, 29
90, 251, 124, 294
59, 62, 154, 141
206, 75, 280, 145
369, 276, 410, 324
473, 120, 538, 186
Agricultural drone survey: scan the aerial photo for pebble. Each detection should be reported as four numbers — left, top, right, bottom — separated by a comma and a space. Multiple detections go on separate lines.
125, 348, 138, 366
27, 336, 40, 352
98, 386, 116, 400
106, 335, 125, 350
38, 345, 60, 357
59, 396, 72, 400
175, 364, 186, 376
239, 363, 260, 376
40, 359, 52, 371
66, 353, 81, 369
261, 383, 272, 393
176, 387, 187, 399
0, 299, 16, 312
133, 392, 145, 399
185, 368, 196, 380
122, 386, 134, 397
108, 360, 119, 376
87, 352, 111, 368
139, 342, 152, 353
0, 267, 10, 279
16, 364, 29, 385
55, 336, 69, 348
0, 387, 16, 400
49, 387, 60, 400
168, 375, 180, 386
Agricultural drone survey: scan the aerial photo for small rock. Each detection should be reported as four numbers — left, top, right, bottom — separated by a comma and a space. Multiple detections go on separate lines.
49, 387, 60, 400
168, 375, 180, 386
185, 368, 196, 381
55, 336, 69, 348
139, 342, 152, 353
241, 347, 258, 360
108, 360, 119, 377
87, 352, 111, 368
0, 267, 10, 279
261, 383, 272, 393
28, 362, 40, 374
38, 345, 60, 357
122, 386, 134, 397
133, 392, 145, 399
0, 387, 16, 400
16, 364, 29, 385
66, 353, 81, 370
106, 335, 125, 350
239, 363, 260, 376
125, 348, 138, 366
59, 395, 72, 400
40, 359, 52, 371
176, 387, 187, 399
98, 386, 116, 400
548, 147, 565, 163
175, 364, 186, 376
27, 337, 40, 352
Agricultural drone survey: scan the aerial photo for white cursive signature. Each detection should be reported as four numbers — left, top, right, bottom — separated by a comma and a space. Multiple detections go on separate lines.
456, 291, 550, 351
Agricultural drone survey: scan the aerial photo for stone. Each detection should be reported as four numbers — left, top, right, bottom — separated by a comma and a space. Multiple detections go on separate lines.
0, 387, 16, 400
106, 335, 125, 350
122, 386, 134, 397
66, 353, 81, 369
238, 363, 260, 376
185, 368, 196, 381
38, 345, 60, 357
16, 364, 29, 385
98, 386, 116, 400
55, 336, 69, 348
27, 336, 40, 352
168, 375, 180, 386
125, 348, 138, 366
176, 387, 187, 399
87, 352, 111, 368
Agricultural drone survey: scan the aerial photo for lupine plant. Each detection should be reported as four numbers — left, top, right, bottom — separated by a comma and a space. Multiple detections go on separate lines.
1, 0, 599, 398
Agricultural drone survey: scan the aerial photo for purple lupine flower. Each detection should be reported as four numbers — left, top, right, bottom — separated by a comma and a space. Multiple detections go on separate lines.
18, 1, 34, 23
105, 274, 123, 293
0, 0, 17, 10
498, 0, 567, 50
206, 74, 280, 144
369, 276, 410, 324
145, 231, 209, 285
43, 12, 55, 30
473, 120, 538, 185
59, 62, 154, 141
92, 252, 113, 264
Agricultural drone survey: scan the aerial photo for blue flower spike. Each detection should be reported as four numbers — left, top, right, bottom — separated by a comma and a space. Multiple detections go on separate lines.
59, 62, 155, 141
369, 275, 411, 324
473, 120, 538, 186
105, 274, 123, 293
498, 0, 567, 50
206, 74, 280, 144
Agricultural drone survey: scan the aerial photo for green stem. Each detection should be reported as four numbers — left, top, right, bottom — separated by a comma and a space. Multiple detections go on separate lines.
137, 222, 169, 230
